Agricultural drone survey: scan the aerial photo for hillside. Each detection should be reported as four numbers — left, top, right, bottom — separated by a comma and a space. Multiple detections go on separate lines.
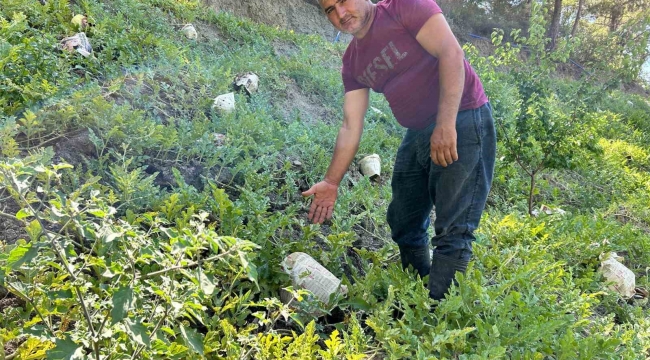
1, 0, 650, 359
202, 0, 350, 42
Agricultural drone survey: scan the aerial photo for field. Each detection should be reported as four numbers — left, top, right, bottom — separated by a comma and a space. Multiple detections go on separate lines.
1, 0, 650, 358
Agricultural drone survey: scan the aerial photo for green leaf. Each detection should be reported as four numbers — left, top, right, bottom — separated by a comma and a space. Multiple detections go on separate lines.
340, 297, 371, 311
52, 163, 73, 171
26, 220, 42, 241
104, 232, 121, 244
8, 281, 27, 297
15, 208, 33, 220
126, 209, 136, 223
247, 262, 258, 287
46, 337, 84, 359
7, 244, 29, 267
88, 208, 106, 217
111, 287, 134, 325
102, 268, 116, 278
24, 324, 48, 337
198, 271, 215, 295
48, 289, 73, 299
180, 325, 204, 355
7, 242, 39, 270
124, 318, 150, 347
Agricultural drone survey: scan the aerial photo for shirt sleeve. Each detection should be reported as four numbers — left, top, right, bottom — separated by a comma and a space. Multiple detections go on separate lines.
390, 0, 443, 38
342, 63, 367, 93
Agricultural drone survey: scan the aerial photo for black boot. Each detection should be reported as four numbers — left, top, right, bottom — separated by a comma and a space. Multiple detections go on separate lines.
398, 245, 431, 279
428, 252, 470, 301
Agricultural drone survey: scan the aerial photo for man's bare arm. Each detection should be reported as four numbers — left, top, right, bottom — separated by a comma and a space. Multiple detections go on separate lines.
325, 88, 370, 185
302, 88, 369, 224
416, 13, 466, 167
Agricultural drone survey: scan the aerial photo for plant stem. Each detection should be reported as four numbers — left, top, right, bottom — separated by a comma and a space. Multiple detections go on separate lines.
0, 211, 19, 222
141, 248, 235, 279
130, 302, 171, 359
96, 308, 111, 338
6, 283, 55, 336
75, 287, 100, 359
8, 177, 100, 359
528, 171, 536, 216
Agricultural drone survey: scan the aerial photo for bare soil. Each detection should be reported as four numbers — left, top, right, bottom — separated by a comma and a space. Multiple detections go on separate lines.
52, 129, 96, 166
3, 336, 26, 358
0, 296, 25, 313
202, 0, 353, 43
278, 77, 337, 124
272, 39, 300, 58
0, 194, 26, 245
195, 20, 223, 42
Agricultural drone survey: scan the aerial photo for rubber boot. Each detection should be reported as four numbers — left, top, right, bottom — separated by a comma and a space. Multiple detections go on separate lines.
428, 253, 470, 301
398, 245, 431, 279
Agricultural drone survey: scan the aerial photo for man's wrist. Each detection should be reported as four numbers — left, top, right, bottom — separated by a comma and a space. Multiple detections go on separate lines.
323, 177, 340, 187
435, 114, 456, 128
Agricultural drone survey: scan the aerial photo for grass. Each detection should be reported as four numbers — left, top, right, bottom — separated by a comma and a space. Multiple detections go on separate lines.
1, 0, 649, 358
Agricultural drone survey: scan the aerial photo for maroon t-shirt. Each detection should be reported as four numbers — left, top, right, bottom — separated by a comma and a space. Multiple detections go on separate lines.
342, 0, 488, 129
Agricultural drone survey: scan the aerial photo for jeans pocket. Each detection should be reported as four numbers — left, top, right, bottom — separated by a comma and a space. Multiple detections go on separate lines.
416, 108, 482, 167
456, 107, 481, 147
394, 129, 420, 172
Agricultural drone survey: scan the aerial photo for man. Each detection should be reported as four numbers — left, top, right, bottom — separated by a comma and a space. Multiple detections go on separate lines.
302, 0, 496, 301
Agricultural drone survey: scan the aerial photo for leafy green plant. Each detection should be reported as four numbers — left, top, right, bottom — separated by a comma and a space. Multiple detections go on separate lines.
1, 0, 649, 357
0, 151, 260, 358
469, 2, 600, 215
0, 116, 19, 157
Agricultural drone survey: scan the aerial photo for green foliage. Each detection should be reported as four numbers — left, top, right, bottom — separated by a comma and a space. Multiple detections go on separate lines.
0, 11, 68, 115
0, 115, 19, 157
0, 0, 182, 116
466, 2, 602, 215
0, 152, 266, 358
440, 0, 650, 85
573, 5, 650, 84
1, 0, 649, 358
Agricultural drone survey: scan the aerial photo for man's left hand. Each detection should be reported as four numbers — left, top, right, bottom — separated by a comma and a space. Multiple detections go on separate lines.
430, 123, 458, 167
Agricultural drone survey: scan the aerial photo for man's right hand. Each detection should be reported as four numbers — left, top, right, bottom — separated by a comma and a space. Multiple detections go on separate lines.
301, 89, 368, 224
301, 180, 339, 224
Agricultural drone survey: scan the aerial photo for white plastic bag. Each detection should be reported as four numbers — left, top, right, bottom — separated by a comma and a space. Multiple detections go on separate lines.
281, 252, 347, 305
60, 32, 92, 57
359, 154, 381, 179
212, 92, 235, 113
181, 24, 197, 40
600, 252, 635, 298
233, 72, 259, 95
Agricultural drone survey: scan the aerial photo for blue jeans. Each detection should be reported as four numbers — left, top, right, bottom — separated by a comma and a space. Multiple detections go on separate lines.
387, 103, 496, 260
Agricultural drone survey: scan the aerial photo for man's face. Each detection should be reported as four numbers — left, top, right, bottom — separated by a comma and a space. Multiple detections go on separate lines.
320, 0, 372, 35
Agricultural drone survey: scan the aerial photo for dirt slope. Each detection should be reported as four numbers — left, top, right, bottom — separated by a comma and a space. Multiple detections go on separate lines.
202, 0, 352, 42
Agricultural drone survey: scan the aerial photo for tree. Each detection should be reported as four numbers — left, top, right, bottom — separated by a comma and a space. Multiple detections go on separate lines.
586, 0, 645, 32
570, 0, 585, 37
468, 2, 599, 216
574, 1, 650, 83
547, 0, 563, 50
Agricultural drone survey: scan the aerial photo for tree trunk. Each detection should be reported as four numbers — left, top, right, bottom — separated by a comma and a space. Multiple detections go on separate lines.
528, 171, 537, 217
609, 7, 622, 32
548, 0, 563, 50
570, 0, 584, 37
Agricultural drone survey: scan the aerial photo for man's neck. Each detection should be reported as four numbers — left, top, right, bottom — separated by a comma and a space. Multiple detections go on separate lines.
354, 3, 376, 39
